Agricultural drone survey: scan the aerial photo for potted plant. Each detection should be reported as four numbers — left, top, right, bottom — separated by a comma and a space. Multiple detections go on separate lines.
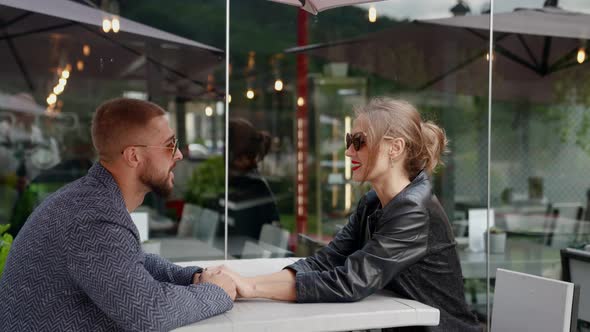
0, 224, 13, 278
185, 156, 224, 208
484, 227, 507, 254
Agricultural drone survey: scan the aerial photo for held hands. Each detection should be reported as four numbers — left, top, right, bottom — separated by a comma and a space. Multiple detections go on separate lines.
196, 268, 237, 301
207, 265, 256, 299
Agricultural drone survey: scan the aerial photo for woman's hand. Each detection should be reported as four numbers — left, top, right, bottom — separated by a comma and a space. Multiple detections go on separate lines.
208, 265, 256, 298
196, 268, 237, 301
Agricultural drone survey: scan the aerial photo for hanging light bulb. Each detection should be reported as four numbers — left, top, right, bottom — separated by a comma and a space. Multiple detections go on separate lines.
112, 18, 120, 33
227, 94, 232, 103
59, 78, 67, 87
246, 89, 255, 99
102, 18, 111, 32
577, 47, 586, 64
61, 70, 70, 79
76, 60, 84, 71
368, 6, 377, 23
274, 79, 284, 91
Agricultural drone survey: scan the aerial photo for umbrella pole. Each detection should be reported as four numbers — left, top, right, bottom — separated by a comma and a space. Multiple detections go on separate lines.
295, 9, 309, 238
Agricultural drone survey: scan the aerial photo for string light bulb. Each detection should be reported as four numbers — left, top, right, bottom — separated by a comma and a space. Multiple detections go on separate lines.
102, 19, 111, 32
577, 47, 586, 64
53, 85, 64, 95
46, 94, 57, 105
112, 18, 120, 33
486, 51, 494, 62
83, 45, 91, 56
246, 89, 255, 99
368, 6, 377, 23
274, 79, 284, 91
297, 97, 305, 107
205, 106, 213, 117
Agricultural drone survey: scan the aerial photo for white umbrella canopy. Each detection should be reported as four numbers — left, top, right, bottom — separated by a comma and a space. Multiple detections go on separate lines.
0, 92, 46, 114
286, 6, 590, 103
269, 0, 385, 15
0, 0, 225, 99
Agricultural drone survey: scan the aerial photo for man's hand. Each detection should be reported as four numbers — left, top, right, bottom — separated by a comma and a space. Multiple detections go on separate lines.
208, 265, 256, 298
197, 268, 237, 301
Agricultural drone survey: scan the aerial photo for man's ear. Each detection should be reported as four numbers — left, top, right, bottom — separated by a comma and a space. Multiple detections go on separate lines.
121, 147, 141, 168
389, 138, 406, 159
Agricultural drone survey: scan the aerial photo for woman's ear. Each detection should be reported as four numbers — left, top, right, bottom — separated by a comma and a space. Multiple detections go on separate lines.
389, 138, 406, 159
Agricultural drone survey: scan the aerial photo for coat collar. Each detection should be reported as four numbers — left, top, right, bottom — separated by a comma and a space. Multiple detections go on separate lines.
367, 169, 430, 218
87, 162, 126, 208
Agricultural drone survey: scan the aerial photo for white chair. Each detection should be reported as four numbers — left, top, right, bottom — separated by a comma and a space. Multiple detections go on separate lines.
561, 248, 590, 328
241, 240, 272, 259
553, 202, 584, 221
491, 268, 579, 332
195, 208, 219, 246
259, 223, 290, 250
129, 212, 149, 242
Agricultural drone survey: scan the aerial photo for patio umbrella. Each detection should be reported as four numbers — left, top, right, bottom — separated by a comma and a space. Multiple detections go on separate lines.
0, 0, 225, 100
269, 0, 385, 15
0, 92, 46, 114
285, 5, 590, 103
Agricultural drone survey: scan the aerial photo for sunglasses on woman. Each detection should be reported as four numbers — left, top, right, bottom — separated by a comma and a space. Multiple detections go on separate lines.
345, 132, 367, 151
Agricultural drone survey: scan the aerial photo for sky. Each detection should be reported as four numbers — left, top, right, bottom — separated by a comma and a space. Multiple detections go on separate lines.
356, 0, 590, 20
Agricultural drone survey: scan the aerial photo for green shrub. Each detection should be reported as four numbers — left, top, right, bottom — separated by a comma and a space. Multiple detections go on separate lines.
0, 224, 13, 278
185, 156, 225, 206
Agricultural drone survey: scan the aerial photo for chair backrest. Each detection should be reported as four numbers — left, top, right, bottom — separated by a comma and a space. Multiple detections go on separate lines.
561, 248, 590, 323
241, 240, 272, 259
195, 208, 219, 245
259, 223, 289, 249
129, 212, 149, 242
491, 268, 579, 332
553, 202, 584, 220
177, 203, 202, 238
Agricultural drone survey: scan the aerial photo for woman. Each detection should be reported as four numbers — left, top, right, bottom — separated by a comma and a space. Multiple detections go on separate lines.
211, 98, 480, 331
227, 118, 280, 241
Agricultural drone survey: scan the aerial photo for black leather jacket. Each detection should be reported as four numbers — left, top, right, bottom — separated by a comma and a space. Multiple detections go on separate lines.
287, 171, 480, 332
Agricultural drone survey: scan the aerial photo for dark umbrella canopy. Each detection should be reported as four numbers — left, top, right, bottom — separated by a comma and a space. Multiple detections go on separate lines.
286, 6, 590, 103
269, 0, 385, 15
0, 0, 225, 99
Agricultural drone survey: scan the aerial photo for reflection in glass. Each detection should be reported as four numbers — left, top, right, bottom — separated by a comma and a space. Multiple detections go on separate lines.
0, 1, 226, 263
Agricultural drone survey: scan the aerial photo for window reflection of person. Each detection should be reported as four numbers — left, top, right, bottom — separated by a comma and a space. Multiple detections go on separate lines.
212, 98, 481, 332
227, 118, 280, 242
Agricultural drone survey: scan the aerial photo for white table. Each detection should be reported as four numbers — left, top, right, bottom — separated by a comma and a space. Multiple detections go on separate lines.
172, 258, 440, 332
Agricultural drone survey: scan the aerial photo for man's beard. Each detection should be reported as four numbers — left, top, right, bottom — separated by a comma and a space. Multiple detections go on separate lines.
139, 165, 173, 197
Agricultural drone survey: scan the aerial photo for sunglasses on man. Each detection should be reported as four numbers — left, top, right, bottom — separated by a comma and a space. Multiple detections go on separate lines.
122, 137, 179, 160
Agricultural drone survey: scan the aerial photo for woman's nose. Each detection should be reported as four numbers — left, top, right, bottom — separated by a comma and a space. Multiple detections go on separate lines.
344, 144, 355, 157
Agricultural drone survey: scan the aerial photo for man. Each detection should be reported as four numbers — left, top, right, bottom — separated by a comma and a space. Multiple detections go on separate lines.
0, 98, 235, 331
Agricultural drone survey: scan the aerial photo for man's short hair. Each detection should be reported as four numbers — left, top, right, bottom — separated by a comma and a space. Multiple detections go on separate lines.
91, 98, 166, 161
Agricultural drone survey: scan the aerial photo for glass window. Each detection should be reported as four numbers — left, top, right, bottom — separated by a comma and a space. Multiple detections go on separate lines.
0, 0, 227, 262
